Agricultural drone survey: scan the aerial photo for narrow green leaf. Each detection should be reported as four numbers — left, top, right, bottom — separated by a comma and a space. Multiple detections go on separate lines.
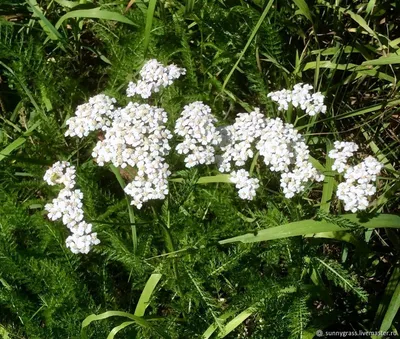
222, 0, 274, 90
218, 307, 255, 338
320, 141, 335, 213
303, 61, 395, 82
366, 0, 376, 14
292, 0, 312, 23
81, 311, 170, 339
0, 137, 26, 162
134, 273, 162, 317
362, 54, 400, 66
373, 266, 400, 331
107, 321, 136, 339
26, 0, 63, 41
378, 281, 400, 334
202, 311, 235, 339
55, 8, 138, 30
143, 0, 157, 57
54, 0, 79, 8
219, 214, 400, 244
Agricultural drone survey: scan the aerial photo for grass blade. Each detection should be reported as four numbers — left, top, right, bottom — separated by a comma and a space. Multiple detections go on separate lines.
55, 8, 138, 30
202, 311, 235, 339
219, 214, 400, 244
0, 137, 26, 162
107, 321, 136, 339
81, 311, 170, 339
134, 273, 162, 317
222, 0, 274, 90
373, 266, 400, 331
26, 0, 63, 41
377, 281, 400, 335
218, 307, 255, 338
143, 0, 157, 57
292, 0, 313, 23
320, 141, 335, 213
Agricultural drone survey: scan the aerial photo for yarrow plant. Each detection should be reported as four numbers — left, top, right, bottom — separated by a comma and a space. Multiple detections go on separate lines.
126, 59, 186, 99
267, 83, 327, 116
329, 142, 383, 212
216, 109, 324, 199
175, 101, 221, 168
44, 161, 100, 254
44, 60, 383, 254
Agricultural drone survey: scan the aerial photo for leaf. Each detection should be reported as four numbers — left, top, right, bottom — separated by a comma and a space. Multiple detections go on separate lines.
320, 141, 335, 213
219, 214, 400, 244
81, 311, 170, 339
378, 280, 400, 334
54, 0, 79, 8
373, 266, 400, 331
202, 311, 235, 339
218, 307, 255, 338
107, 321, 136, 339
292, 0, 313, 23
222, 0, 274, 90
143, 0, 157, 57
0, 137, 26, 162
303, 61, 395, 83
366, 0, 376, 14
315, 258, 368, 301
362, 54, 400, 66
26, 0, 64, 41
134, 273, 162, 317
55, 8, 138, 30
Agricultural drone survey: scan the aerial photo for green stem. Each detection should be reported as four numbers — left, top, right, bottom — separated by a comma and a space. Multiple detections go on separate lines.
110, 165, 137, 254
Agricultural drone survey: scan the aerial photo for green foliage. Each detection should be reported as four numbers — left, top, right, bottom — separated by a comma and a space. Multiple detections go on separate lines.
0, 0, 400, 338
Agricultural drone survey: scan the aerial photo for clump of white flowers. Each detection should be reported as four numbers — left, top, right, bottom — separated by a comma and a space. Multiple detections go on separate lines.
126, 59, 186, 99
268, 83, 327, 116
217, 110, 324, 199
175, 102, 221, 168
91, 102, 173, 209
217, 109, 266, 173
328, 141, 359, 173
328, 143, 383, 212
65, 94, 117, 138
230, 169, 260, 200
44, 161, 100, 254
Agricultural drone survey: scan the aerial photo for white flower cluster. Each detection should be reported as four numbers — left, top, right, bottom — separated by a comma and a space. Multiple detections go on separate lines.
126, 59, 186, 99
218, 109, 266, 173
65, 94, 116, 138
91, 102, 172, 209
267, 83, 327, 116
175, 102, 221, 168
44, 161, 100, 254
328, 141, 359, 173
328, 143, 382, 212
218, 110, 324, 199
230, 169, 260, 200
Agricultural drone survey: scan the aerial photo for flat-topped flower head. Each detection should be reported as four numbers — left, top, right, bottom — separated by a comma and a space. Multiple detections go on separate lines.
65, 94, 116, 138
43, 162, 101, 254
329, 142, 382, 212
127, 59, 186, 99
44, 161, 76, 189
328, 141, 359, 173
175, 101, 221, 168
268, 83, 327, 116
